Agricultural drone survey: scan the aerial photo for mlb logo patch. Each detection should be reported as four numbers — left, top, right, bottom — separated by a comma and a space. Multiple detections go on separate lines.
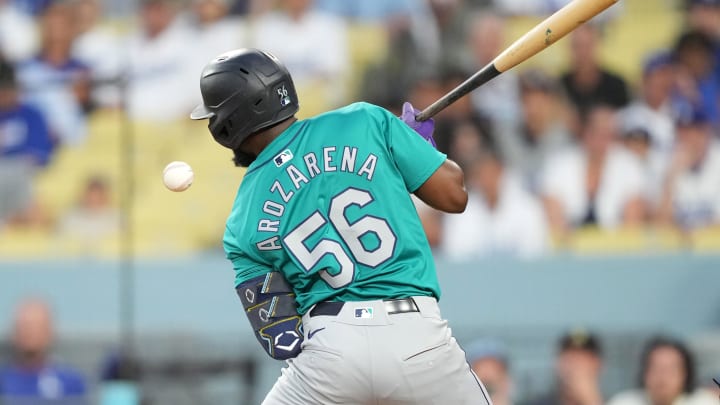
277, 85, 291, 107
274, 149, 293, 167
354, 307, 373, 319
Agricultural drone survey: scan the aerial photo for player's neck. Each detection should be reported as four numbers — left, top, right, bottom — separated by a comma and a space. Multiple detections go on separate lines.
241, 117, 298, 157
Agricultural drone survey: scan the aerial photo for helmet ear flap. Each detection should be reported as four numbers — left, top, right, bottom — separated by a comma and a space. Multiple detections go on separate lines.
215, 126, 230, 146
212, 123, 235, 149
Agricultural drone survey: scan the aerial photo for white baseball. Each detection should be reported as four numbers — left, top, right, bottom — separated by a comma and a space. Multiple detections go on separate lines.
163, 161, 194, 192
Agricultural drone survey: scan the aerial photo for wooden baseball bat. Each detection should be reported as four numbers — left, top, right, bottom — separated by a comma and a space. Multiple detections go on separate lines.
416, 0, 620, 121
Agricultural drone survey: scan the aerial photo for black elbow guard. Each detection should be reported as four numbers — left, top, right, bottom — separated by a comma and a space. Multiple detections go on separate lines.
236, 272, 303, 360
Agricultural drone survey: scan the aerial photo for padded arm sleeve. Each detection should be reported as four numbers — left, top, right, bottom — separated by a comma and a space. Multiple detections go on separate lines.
236, 272, 304, 360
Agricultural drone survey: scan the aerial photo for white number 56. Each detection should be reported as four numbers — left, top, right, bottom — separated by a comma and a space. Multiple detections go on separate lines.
282, 188, 397, 289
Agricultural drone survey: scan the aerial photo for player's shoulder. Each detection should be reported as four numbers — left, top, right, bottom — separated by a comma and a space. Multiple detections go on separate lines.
311, 102, 391, 122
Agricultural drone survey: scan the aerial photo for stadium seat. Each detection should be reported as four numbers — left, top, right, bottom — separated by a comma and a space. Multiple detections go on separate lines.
691, 228, 720, 252
567, 227, 684, 254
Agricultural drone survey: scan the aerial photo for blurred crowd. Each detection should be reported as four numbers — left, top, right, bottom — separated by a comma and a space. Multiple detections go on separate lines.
0, 0, 719, 258
467, 330, 720, 405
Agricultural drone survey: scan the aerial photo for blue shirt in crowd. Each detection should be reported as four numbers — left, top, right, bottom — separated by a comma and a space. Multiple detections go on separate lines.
11, 0, 52, 16
0, 103, 55, 166
0, 363, 87, 404
16, 56, 89, 145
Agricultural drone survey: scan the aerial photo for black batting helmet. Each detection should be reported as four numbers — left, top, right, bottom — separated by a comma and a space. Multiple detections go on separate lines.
190, 48, 299, 150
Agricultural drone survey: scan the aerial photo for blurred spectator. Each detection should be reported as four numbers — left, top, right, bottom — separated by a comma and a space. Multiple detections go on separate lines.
672, 30, 720, 128
621, 128, 652, 163
540, 105, 646, 235
466, 339, 514, 405
685, 0, 720, 81
0, 60, 54, 166
607, 336, 716, 405
466, 12, 521, 126
657, 109, 720, 230
687, 0, 720, 36
0, 0, 38, 63
441, 149, 549, 259
620, 53, 680, 208
430, 0, 473, 73
187, 0, 248, 110
253, 0, 350, 107
72, 0, 123, 108
621, 53, 677, 155
315, 0, 441, 76
560, 24, 630, 118
125, 0, 197, 122
0, 299, 87, 404
0, 60, 53, 227
15, 1, 90, 145
523, 330, 604, 405
620, 127, 664, 212
494, 69, 574, 190
443, 118, 491, 169
188, 0, 247, 87
58, 175, 120, 241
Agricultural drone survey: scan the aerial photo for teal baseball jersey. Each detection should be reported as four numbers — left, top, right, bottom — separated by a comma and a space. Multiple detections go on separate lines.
223, 102, 447, 314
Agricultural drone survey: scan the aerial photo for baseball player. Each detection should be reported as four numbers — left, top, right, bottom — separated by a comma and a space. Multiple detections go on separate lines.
191, 48, 491, 405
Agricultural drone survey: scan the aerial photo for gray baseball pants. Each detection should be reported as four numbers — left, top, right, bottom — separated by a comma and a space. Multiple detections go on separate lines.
262, 296, 492, 405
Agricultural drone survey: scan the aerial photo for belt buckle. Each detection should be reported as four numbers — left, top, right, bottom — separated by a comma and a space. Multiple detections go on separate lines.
385, 298, 418, 315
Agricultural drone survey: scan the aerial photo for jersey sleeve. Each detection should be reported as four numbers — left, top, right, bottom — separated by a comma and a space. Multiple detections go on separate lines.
377, 106, 447, 192
224, 225, 272, 286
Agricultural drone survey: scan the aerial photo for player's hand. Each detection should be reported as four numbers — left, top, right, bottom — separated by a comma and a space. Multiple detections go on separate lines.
401, 102, 436, 148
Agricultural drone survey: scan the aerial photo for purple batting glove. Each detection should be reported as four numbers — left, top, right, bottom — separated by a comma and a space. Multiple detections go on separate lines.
401, 102, 436, 148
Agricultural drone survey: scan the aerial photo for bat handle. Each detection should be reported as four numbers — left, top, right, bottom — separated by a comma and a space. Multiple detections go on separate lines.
415, 64, 502, 122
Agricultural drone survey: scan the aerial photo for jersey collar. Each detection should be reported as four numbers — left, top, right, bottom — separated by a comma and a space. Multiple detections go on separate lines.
245, 120, 307, 177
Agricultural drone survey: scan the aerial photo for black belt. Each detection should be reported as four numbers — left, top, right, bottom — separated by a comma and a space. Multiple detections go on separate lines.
309, 298, 420, 317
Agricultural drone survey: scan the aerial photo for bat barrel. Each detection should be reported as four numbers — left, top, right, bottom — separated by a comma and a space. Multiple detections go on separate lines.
493, 0, 618, 72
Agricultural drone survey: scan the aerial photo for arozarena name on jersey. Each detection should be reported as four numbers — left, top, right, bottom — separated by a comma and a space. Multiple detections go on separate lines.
255, 146, 378, 251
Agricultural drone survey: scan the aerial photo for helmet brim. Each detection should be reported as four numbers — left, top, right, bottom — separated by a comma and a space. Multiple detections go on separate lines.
190, 104, 214, 120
